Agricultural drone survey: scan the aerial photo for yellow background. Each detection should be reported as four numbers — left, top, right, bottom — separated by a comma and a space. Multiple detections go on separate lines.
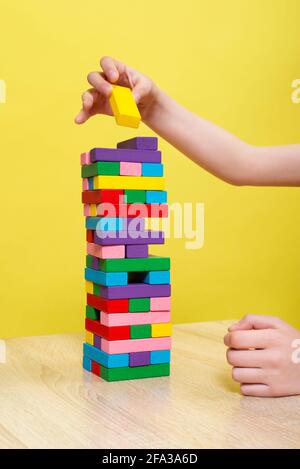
1, 0, 300, 338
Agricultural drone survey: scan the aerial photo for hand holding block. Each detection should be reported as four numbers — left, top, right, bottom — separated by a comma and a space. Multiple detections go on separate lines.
109, 85, 141, 128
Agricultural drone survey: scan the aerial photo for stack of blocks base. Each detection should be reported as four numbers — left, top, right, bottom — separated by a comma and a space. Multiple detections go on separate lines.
81, 137, 171, 382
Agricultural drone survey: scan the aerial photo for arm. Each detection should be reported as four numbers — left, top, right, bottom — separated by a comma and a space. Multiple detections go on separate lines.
75, 56, 300, 187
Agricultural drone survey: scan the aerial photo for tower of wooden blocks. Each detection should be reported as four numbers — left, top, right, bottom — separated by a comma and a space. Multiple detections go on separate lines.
81, 136, 171, 381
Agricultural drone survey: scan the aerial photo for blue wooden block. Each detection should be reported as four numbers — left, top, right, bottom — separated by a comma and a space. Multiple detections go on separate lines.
142, 163, 164, 177
150, 350, 171, 364
145, 190, 167, 204
85, 217, 124, 231
88, 177, 94, 190
144, 271, 170, 285
83, 355, 92, 371
85, 268, 128, 286
83, 343, 129, 368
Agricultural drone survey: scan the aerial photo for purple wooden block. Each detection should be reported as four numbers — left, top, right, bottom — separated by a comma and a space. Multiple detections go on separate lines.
129, 351, 151, 367
99, 283, 171, 299
93, 230, 164, 246
90, 148, 161, 163
91, 256, 99, 270
93, 334, 101, 349
117, 137, 158, 151
126, 244, 149, 258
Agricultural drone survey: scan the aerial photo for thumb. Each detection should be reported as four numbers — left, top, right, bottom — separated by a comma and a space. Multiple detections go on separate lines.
229, 314, 283, 332
132, 79, 147, 105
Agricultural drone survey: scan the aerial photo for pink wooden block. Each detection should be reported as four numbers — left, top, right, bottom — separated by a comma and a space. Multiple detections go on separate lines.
87, 242, 125, 259
81, 152, 91, 165
82, 178, 89, 191
100, 311, 171, 327
120, 161, 142, 176
83, 204, 89, 216
150, 297, 171, 311
101, 336, 171, 354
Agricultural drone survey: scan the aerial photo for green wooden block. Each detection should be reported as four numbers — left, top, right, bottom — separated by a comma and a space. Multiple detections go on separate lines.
93, 283, 101, 296
124, 190, 146, 203
130, 324, 151, 339
81, 161, 120, 178
99, 256, 170, 273
86, 255, 94, 268
100, 363, 170, 382
86, 305, 99, 321
129, 297, 150, 312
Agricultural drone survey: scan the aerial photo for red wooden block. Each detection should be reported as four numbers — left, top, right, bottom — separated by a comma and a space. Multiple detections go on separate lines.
86, 230, 94, 243
97, 203, 168, 218
91, 360, 101, 376
87, 293, 129, 313
82, 189, 124, 205
85, 318, 130, 340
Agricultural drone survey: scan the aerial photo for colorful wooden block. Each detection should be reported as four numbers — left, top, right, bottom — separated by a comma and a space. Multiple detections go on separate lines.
100, 336, 171, 354
83, 343, 129, 368
120, 162, 142, 176
93, 230, 164, 246
109, 85, 141, 128
99, 283, 171, 300
150, 296, 171, 311
100, 363, 170, 382
130, 324, 151, 339
93, 334, 101, 349
129, 351, 150, 367
82, 178, 89, 191
93, 175, 164, 191
83, 356, 92, 371
98, 256, 170, 273
87, 243, 125, 259
100, 311, 171, 327
85, 330, 94, 345
85, 280, 94, 294
85, 217, 124, 231
126, 244, 148, 258
81, 161, 120, 178
129, 297, 150, 312
84, 204, 97, 217
85, 268, 128, 286
117, 137, 158, 151
87, 293, 128, 313
86, 230, 94, 243
146, 190, 167, 204
151, 323, 172, 338
88, 177, 94, 190
85, 319, 130, 341
91, 360, 101, 376
82, 189, 124, 205
86, 305, 100, 321
141, 163, 164, 177
80, 152, 91, 165
150, 350, 171, 364
91, 147, 161, 164
123, 190, 146, 203
144, 271, 171, 285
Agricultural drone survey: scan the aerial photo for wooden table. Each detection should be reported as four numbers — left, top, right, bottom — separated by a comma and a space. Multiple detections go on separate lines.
0, 321, 299, 449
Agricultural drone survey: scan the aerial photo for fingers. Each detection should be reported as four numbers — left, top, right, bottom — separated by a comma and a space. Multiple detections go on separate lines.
232, 367, 266, 384
87, 71, 112, 96
100, 56, 126, 83
74, 89, 98, 124
224, 329, 275, 350
226, 349, 267, 367
240, 384, 271, 397
229, 314, 283, 332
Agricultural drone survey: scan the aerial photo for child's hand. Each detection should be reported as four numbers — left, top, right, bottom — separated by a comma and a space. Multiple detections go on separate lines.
75, 56, 158, 125
224, 314, 300, 397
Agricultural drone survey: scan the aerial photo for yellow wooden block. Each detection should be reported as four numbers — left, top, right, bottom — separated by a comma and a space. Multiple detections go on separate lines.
90, 204, 97, 216
109, 85, 141, 128
85, 331, 94, 345
85, 280, 93, 294
93, 175, 164, 191
151, 323, 172, 337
